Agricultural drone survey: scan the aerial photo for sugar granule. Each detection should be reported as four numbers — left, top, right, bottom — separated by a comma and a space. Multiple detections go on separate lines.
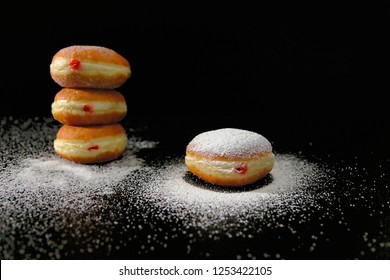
134, 154, 331, 232
1, 116, 387, 260
0, 117, 158, 258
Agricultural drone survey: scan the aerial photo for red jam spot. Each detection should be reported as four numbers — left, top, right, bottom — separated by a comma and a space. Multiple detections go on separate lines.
69, 59, 81, 70
234, 163, 248, 175
82, 104, 93, 113
87, 145, 99, 151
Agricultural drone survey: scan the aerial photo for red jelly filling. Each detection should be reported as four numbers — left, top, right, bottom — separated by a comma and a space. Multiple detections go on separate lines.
69, 59, 81, 70
234, 163, 248, 175
87, 145, 99, 151
82, 104, 93, 113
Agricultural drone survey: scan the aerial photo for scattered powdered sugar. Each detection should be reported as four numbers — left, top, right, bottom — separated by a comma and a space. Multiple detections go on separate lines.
186, 128, 272, 158
1, 116, 387, 259
0, 116, 158, 258
135, 153, 330, 232
2, 155, 143, 212
0, 118, 158, 204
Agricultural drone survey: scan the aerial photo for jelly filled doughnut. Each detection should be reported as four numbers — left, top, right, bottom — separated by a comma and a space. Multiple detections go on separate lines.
51, 88, 127, 126
54, 124, 128, 164
50, 45, 131, 89
185, 128, 275, 187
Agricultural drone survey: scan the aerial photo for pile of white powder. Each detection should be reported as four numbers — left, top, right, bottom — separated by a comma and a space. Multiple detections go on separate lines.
1, 116, 388, 259
135, 154, 330, 231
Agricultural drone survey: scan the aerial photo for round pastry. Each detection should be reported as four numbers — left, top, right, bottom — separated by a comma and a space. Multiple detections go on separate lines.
50, 45, 131, 89
185, 128, 275, 187
54, 124, 128, 164
51, 88, 127, 125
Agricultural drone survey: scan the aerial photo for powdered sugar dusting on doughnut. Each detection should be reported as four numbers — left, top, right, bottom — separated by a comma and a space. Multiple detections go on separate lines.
187, 128, 272, 159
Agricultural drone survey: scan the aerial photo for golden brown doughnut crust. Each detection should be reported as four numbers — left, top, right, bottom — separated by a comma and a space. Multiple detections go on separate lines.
52, 46, 130, 67
56, 124, 126, 140
54, 124, 128, 164
50, 45, 131, 89
185, 153, 274, 187
52, 88, 127, 125
55, 149, 126, 164
54, 88, 126, 102
53, 111, 126, 126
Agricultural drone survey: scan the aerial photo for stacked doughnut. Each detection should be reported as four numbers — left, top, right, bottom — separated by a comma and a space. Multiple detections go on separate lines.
50, 45, 131, 164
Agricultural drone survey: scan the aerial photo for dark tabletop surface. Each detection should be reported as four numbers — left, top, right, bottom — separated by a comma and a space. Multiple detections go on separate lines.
0, 113, 389, 260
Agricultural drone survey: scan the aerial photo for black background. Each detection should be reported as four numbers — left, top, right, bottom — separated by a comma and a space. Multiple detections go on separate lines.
1, 4, 389, 121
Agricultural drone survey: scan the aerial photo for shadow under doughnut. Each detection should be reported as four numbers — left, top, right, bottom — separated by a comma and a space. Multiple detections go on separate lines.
183, 171, 274, 193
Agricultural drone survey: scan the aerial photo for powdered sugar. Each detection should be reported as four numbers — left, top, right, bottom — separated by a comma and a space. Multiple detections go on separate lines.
1, 116, 387, 259
0, 117, 330, 259
3, 155, 143, 211
0, 116, 158, 258
136, 153, 330, 232
0, 117, 158, 211
186, 128, 272, 158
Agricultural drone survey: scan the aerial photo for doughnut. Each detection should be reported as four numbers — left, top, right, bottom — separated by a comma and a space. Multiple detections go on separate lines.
185, 128, 275, 187
51, 88, 127, 126
50, 45, 131, 89
54, 124, 128, 164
